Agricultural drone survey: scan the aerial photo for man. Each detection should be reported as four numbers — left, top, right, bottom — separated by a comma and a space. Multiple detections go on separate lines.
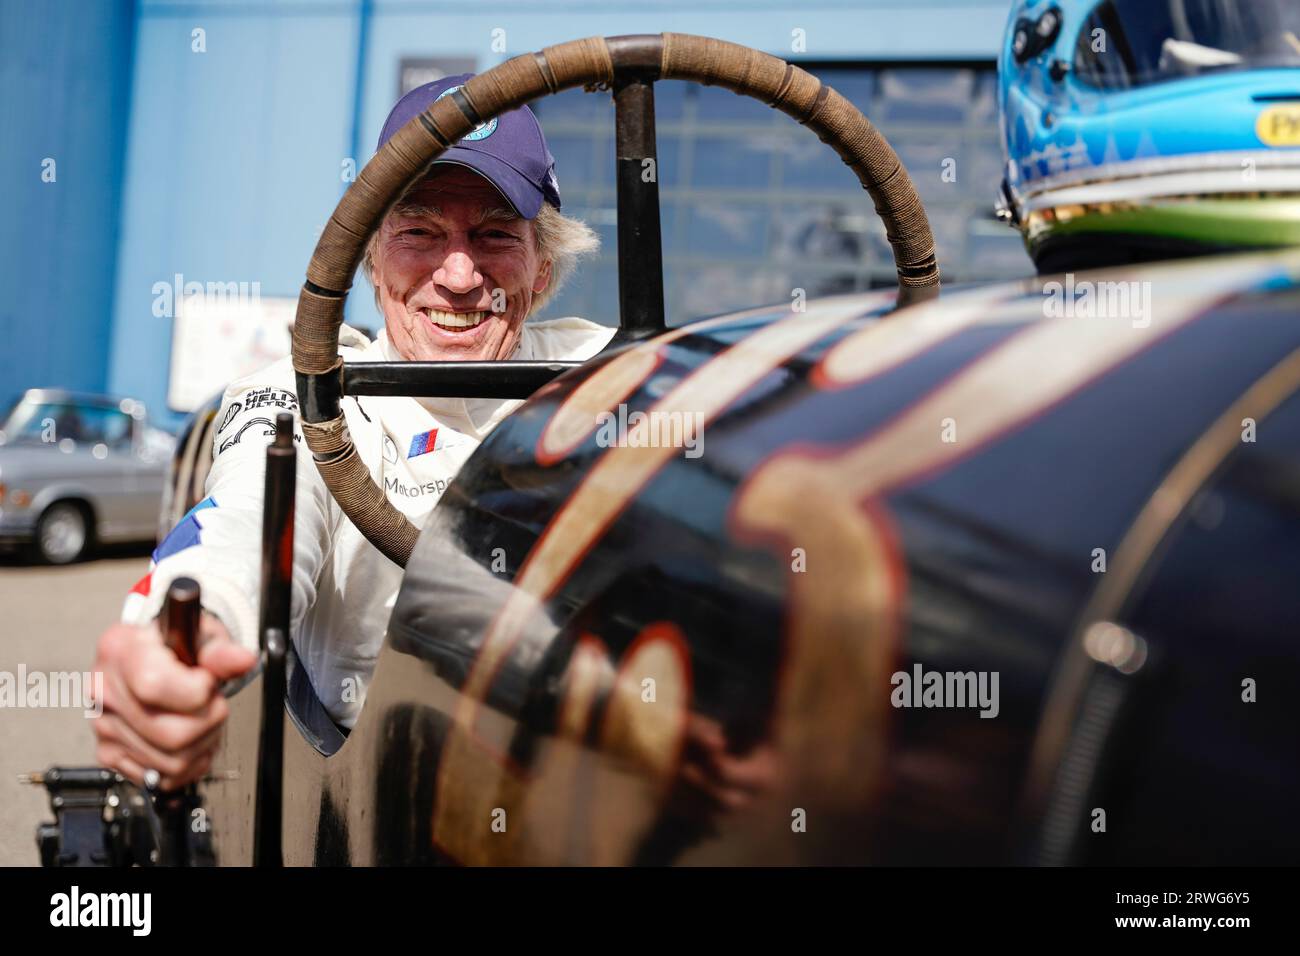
92, 75, 614, 789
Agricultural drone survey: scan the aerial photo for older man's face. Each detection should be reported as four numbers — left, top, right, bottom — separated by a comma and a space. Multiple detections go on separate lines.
371, 167, 551, 362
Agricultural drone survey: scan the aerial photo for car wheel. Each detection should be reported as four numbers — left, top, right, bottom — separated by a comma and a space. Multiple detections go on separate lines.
35, 502, 90, 564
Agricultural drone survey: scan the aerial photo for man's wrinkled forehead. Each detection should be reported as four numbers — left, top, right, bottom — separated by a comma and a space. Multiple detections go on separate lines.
405, 167, 512, 210
394, 167, 524, 225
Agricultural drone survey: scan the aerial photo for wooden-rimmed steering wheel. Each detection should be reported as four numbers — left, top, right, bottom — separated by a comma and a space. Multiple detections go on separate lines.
292, 33, 941, 567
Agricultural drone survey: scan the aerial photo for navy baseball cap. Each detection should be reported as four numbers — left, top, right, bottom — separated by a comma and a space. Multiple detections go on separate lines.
378, 72, 561, 219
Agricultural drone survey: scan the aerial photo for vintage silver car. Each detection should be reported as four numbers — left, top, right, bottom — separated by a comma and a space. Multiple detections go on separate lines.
0, 389, 175, 563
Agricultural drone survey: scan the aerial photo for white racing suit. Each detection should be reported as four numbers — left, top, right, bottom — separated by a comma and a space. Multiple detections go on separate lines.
122, 317, 615, 728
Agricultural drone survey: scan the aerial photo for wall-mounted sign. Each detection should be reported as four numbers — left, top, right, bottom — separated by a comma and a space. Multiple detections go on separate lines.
166, 289, 296, 413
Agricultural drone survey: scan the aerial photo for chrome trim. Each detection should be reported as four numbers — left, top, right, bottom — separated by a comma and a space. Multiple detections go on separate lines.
1018, 149, 1300, 198
1022, 168, 1300, 213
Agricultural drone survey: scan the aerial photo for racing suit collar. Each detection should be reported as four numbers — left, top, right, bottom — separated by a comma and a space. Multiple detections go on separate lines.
374, 328, 523, 439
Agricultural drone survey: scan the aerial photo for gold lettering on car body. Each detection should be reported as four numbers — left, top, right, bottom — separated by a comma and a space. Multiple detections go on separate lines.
434, 255, 1284, 864
432, 301, 876, 864
536, 303, 824, 465
728, 256, 1288, 857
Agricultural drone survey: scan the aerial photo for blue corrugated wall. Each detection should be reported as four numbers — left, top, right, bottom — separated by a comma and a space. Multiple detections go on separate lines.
0, 0, 136, 401
104, 2, 360, 428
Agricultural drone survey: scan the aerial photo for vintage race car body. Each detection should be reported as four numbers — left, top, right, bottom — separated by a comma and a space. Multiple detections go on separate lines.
201, 248, 1300, 865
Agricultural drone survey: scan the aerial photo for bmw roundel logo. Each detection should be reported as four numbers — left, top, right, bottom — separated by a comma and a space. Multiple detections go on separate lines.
436, 85, 497, 141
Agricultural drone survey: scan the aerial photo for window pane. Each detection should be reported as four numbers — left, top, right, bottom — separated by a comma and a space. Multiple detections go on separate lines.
966, 222, 1034, 280
927, 206, 972, 276
779, 129, 852, 191
27, 403, 132, 446
593, 264, 621, 324
591, 131, 614, 188
807, 69, 876, 111
969, 72, 998, 125
689, 133, 776, 189
677, 264, 791, 320
771, 201, 874, 264
547, 133, 596, 193
551, 64, 1032, 323
875, 69, 975, 124
684, 202, 768, 259
892, 134, 966, 203
649, 134, 680, 188
965, 137, 1007, 201
654, 80, 689, 122
801, 272, 862, 298
566, 201, 677, 258
696, 83, 777, 123
533, 86, 612, 121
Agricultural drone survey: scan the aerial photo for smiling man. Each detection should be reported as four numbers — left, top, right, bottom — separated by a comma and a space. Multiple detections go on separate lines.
376, 169, 550, 359
91, 75, 613, 789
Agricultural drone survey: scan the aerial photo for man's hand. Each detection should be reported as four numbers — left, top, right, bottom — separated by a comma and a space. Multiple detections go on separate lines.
671, 714, 780, 818
92, 612, 257, 790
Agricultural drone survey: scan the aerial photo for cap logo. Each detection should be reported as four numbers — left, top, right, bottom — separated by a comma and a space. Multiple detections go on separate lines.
436, 85, 498, 141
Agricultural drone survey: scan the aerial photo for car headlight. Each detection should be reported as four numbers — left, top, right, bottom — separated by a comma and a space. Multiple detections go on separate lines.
0, 485, 32, 508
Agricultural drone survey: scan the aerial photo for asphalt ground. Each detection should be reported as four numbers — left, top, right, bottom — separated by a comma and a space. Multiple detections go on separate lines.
0, 544, 151, 867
